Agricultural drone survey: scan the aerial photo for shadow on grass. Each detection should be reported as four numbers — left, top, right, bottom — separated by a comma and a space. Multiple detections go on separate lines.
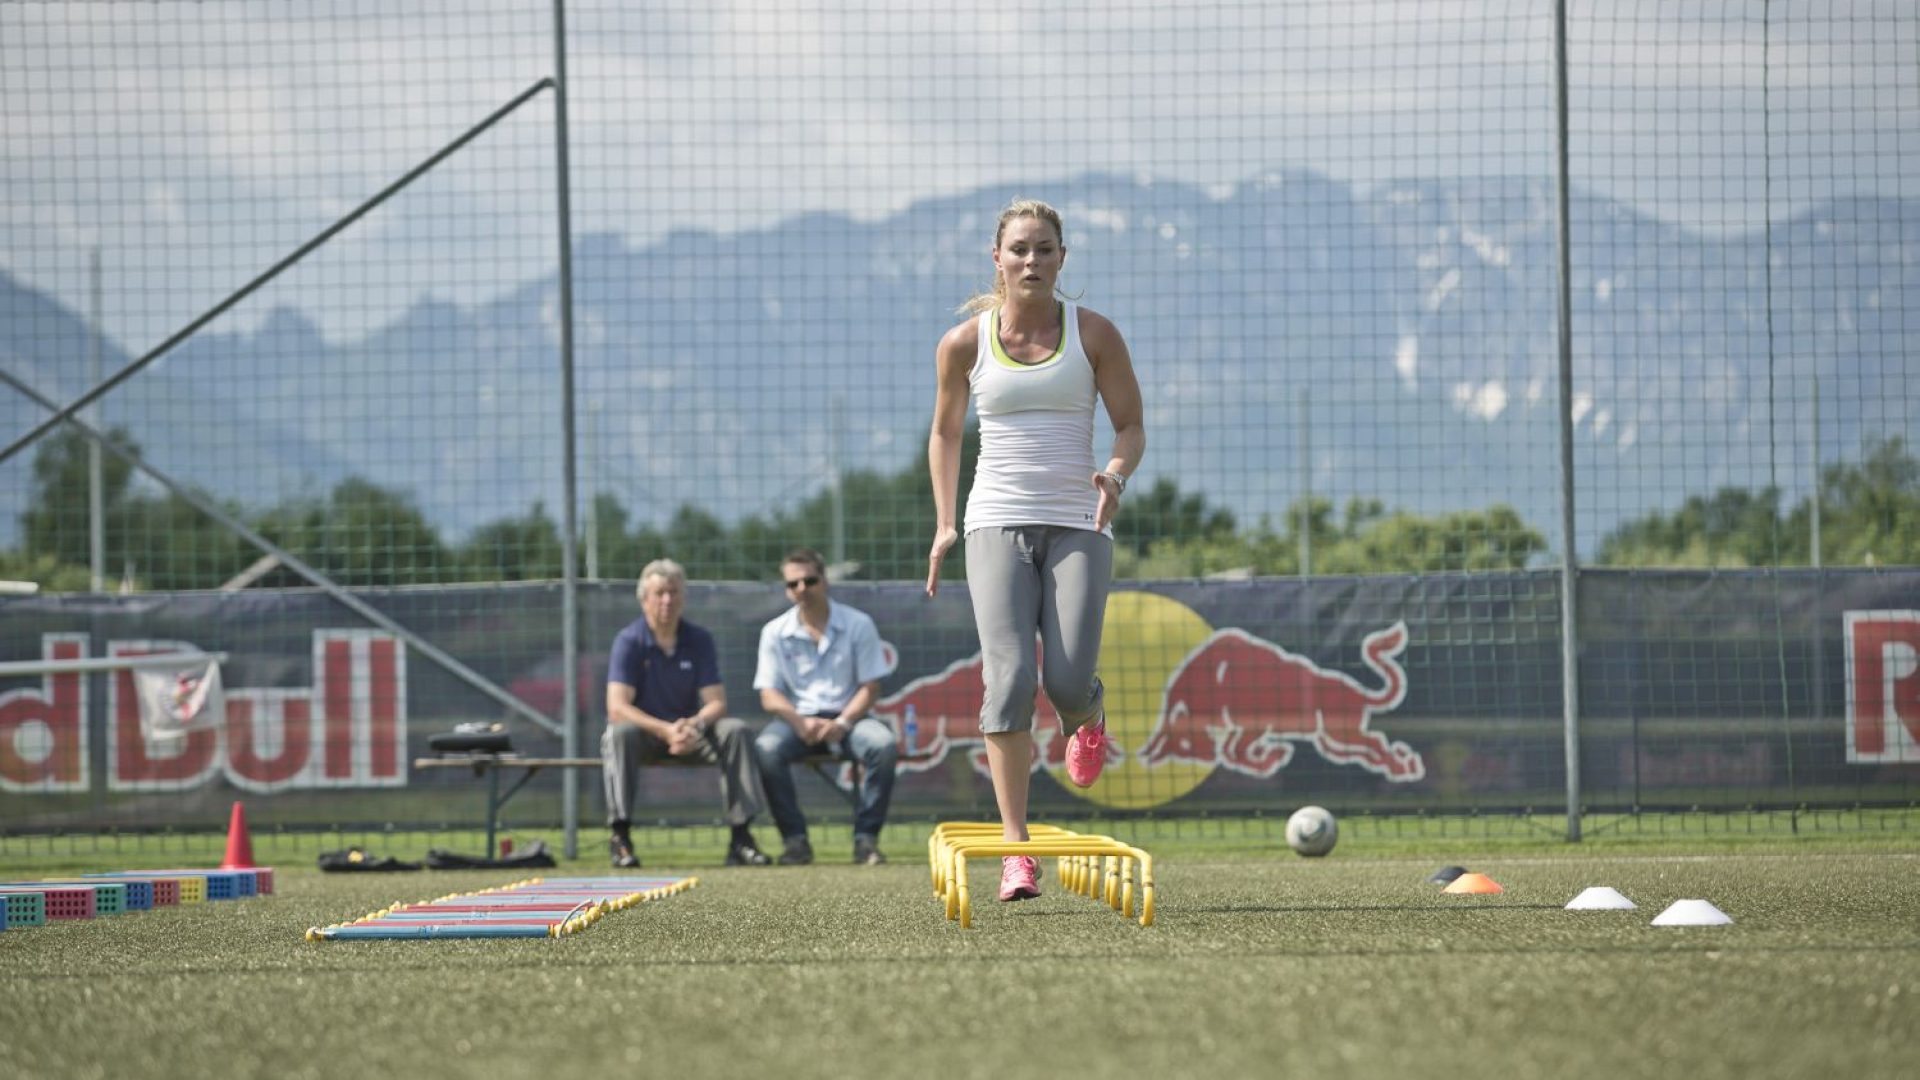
28, 936, 1909, 984
1174, 902, 1566, 914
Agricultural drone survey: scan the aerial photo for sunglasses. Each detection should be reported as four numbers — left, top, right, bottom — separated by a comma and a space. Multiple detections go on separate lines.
784, 575, 822, 590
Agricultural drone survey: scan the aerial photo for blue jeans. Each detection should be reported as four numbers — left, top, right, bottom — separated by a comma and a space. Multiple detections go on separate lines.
754, 716, 898, 842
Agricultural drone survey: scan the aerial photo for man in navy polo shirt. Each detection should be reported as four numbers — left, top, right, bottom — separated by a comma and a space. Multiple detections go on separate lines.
752, 548, 900, 866
603, 558, 771, 868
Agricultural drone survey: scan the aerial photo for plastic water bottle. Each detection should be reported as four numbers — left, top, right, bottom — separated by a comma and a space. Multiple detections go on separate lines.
903, 704, 918, 748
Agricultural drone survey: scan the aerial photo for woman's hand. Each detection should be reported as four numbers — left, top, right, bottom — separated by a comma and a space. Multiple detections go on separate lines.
1094, 472, 1124, 530
925, 525, 960, 597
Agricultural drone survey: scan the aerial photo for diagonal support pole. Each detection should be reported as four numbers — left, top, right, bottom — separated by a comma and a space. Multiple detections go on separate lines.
0, 78, 555, 468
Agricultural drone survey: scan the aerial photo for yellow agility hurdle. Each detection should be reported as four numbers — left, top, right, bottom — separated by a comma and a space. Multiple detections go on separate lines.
930, 823, 1129, 909
930, 823, 1120, 912
928, 822, 1155, 929
927, 822, 1082, 896
944, 837, 1154, 928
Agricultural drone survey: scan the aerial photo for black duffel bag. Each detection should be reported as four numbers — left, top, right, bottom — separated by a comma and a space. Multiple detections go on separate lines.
427, 722, 513, 755
317, 847, 423, 872
425, 838, 558, 870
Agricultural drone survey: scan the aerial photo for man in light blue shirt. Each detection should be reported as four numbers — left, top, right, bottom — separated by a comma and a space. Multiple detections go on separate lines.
752, 548, 899, 865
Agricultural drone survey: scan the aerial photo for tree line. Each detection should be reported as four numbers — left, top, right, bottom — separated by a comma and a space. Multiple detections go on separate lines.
4, 426, 1914, 592
1596, 437, 1920, 568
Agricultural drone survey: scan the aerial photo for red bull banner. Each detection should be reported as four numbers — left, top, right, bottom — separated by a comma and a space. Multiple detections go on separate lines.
0, 570, 1916, 829
0, 631, 406, 795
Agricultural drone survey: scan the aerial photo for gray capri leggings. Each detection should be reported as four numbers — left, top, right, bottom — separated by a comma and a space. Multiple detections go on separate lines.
965, 525, 1113, 734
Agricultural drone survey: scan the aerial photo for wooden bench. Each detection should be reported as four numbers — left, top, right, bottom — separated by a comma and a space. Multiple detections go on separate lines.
414, 749, 924, 856
413, 755, 599, 857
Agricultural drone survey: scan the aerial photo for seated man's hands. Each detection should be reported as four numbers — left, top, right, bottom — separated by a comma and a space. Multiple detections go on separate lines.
797, 715, 844, 746
665, 718, 705, 756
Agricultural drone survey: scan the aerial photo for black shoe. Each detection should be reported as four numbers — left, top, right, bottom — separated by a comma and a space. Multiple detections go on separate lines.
778, 837, 815, 866
853, 836, 886, 866
724, 839, 772, 867
609, 835, 640, 869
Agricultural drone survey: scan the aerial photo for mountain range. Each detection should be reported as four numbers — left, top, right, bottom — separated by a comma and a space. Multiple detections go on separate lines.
2, 169, 1914, 561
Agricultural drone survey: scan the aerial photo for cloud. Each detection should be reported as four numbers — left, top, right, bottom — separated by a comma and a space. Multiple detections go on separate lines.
1394, 335, 1420, 388
1, 0, 1913, 347
1453, 380, 1510, 422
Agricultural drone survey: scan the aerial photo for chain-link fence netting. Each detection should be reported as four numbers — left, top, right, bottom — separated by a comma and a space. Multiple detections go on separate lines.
0, 2, 1914, 838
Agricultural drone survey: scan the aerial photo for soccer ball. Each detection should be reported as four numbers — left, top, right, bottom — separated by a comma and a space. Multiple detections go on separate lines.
1285, 805, 1338, 857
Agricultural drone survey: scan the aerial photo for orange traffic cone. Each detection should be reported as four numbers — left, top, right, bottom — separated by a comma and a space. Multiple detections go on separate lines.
220, 800, 256, 869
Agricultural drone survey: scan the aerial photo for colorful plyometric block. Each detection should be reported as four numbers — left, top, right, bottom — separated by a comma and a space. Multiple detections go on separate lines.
0, 886, 96, 920
95, 874, 206, 904
67, 877, 165, 909
0, 891, 45, 927
198, 870, 246, 899
46, 887, 98, 920
77, 882, 127, 915
87, 870, 248, 901
10, 881, 138, 914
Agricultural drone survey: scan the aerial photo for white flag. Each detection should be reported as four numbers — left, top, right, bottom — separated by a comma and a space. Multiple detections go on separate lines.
133, 658, 226, 743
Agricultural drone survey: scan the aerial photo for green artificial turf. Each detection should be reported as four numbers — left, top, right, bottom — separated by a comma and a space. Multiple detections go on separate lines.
1, 820, 1915, 1080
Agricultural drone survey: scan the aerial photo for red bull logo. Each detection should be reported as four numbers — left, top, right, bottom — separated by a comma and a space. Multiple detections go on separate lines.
1139, 622, 1423, 782
873, 592, 1424, 809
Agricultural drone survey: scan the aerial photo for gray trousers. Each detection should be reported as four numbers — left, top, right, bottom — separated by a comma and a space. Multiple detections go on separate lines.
602, 717, 765, 828
965, 525, 1113, 734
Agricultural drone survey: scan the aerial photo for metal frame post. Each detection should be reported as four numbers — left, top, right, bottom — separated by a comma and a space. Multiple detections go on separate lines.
1552, 0, 1583, 841
551, 0, 583, 859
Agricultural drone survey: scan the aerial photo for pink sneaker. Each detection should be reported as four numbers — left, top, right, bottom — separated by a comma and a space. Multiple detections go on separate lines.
1065, 718, 1109, 788
998, 855, 1041, 902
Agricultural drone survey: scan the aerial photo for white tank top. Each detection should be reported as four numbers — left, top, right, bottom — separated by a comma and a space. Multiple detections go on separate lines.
964, 302, 1108, 536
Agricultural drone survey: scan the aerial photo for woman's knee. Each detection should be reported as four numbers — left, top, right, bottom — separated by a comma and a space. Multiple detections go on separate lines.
1043, 674, 1104, 726
980, 666, 1040, 734
988, 657, 1039, 707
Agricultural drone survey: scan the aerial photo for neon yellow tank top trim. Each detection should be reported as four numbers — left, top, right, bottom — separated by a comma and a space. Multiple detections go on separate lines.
988, 302, 1068, 370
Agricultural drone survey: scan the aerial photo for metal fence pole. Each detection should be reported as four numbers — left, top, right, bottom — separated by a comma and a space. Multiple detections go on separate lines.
1298, 387, 1311, 578
88, 248, 105, 593
1552, 0, 1583, 841
1812, 375, 1822, 569
552, 0, 583, 860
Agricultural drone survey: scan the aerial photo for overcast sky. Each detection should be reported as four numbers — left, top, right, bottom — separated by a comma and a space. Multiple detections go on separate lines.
2, 0, 1915, 349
